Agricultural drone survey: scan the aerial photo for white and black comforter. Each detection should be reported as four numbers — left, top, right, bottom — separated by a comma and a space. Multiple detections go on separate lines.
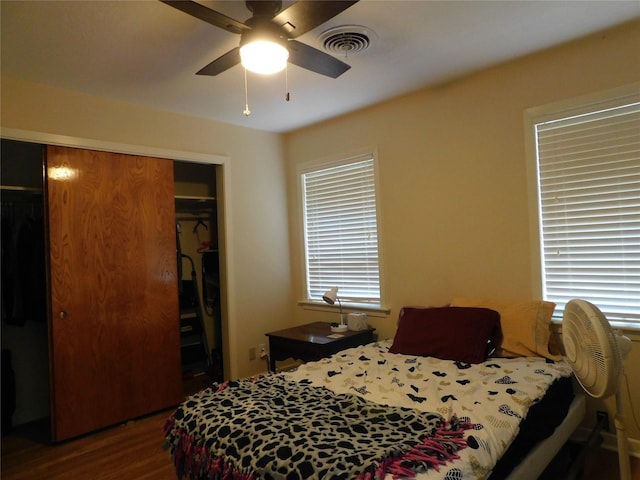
284, 340, 573, 480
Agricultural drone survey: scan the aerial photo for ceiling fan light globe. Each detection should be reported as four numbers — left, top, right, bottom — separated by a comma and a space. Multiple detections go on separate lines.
240, 40, 289, 74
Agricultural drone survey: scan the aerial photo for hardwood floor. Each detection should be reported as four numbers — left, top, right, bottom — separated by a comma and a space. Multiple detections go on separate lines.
2, 411, 176, 480
1, 375, 212, 480
1, 409, 177, 480
2, 386, 639, 480
583, 447, 640, 480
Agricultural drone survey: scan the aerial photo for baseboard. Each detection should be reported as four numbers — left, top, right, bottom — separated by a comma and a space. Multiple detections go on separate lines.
572, 426, 640, 458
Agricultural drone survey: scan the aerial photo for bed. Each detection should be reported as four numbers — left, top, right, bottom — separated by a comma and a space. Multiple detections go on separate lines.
165, 299, 585, 480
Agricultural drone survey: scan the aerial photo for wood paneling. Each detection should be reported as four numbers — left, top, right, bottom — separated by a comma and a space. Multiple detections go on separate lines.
46, 146, 183, 441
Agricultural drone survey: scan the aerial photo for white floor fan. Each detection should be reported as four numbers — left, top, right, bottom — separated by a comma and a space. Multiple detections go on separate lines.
562, 299, 633, 480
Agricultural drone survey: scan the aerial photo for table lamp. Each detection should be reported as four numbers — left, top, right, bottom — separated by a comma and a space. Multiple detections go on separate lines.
322, 287, 347, 332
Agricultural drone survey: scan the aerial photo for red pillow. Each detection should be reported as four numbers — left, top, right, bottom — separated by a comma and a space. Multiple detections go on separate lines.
389, 306, 502, 364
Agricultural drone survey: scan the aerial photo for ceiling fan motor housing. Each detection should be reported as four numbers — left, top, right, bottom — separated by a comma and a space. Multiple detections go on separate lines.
240, 18, 288, 49
246, 1, 283, 17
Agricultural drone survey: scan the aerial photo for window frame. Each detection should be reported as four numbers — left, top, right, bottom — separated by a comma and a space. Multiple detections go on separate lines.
296, 149, 388, 313
524, 82, 640, 330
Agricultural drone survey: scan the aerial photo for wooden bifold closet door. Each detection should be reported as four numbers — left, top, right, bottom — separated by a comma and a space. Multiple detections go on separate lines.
46, 145, 183, 441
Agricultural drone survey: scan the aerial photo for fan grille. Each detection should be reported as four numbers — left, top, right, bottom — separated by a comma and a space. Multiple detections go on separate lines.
563, 299, 620, 398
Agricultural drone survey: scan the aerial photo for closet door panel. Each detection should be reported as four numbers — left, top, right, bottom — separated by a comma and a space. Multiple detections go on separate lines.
46, 146, 182, 441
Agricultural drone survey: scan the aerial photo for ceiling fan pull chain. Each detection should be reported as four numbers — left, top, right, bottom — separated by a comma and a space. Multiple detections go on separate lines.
285, 64, 290, 102
243, 68, 251, 116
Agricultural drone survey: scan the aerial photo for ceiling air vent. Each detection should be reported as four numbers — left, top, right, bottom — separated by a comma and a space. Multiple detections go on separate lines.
319, 25, 375, 56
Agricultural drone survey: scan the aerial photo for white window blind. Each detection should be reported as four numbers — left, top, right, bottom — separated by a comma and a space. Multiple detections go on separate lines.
535, 101, 640, 325
302, 156, 381, 305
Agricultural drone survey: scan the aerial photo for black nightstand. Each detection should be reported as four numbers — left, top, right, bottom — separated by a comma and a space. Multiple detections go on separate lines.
265, 321, 376, 372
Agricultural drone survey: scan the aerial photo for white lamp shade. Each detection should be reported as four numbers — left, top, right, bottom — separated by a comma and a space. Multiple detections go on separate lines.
322, 287, 338, 305
240, 40, 289, 75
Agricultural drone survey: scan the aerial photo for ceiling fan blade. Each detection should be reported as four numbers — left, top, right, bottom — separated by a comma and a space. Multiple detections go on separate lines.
160, 0, 250, 35
273, 1, 359, 39
196, 47, 241, 76
287, 40, 350, 78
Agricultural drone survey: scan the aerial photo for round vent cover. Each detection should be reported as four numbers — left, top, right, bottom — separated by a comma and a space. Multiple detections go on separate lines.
319, 25, 375, 56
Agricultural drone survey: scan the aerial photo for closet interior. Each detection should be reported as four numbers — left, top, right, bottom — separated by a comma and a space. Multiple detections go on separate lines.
174, 161, 223, 384
1, 139, 224, 439
1, 139, 48, 435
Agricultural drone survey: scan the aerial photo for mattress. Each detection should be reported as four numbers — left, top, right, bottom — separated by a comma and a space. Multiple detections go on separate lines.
489, 375, 577, 479
504, 393, 585, 480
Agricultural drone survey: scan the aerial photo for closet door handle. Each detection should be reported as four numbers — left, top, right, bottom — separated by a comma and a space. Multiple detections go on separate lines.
59, 311, 68, 319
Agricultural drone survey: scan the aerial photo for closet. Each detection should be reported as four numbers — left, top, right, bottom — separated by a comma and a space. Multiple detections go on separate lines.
0, 140, 225, 442
174, 161, 223, 384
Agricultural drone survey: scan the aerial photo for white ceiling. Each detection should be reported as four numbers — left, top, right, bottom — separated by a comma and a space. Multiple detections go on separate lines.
2, 1, 639, 133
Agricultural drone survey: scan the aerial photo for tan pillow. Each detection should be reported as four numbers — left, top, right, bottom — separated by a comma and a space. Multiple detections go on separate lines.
450, 297, 561, 361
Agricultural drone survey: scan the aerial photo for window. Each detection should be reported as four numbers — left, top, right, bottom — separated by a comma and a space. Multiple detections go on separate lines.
300, 154, 382, 307
530, 91, 640, 327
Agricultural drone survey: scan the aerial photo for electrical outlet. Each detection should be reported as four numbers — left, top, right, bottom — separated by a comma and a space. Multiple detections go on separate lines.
249, 346, 256, 361
259, 344, 267, 359
596, 410, 609, 431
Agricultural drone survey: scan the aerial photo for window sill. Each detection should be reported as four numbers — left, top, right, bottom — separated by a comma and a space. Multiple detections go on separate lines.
298, 301, 391, 319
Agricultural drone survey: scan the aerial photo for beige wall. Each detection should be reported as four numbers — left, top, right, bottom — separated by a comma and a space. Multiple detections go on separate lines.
284, 20, 640, 447
0, 76, 292, 380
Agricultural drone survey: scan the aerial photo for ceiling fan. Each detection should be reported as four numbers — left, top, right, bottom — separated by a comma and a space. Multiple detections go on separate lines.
161, 0, 359, 78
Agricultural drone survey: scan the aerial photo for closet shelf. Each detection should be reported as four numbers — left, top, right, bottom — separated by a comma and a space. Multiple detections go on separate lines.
175, 195, 216, 214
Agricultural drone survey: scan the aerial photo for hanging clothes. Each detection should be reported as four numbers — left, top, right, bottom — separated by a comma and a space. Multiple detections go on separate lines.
1, 198, 46, 325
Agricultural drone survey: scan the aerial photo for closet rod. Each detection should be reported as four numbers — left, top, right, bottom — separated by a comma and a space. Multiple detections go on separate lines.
1, 185, 43, 193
